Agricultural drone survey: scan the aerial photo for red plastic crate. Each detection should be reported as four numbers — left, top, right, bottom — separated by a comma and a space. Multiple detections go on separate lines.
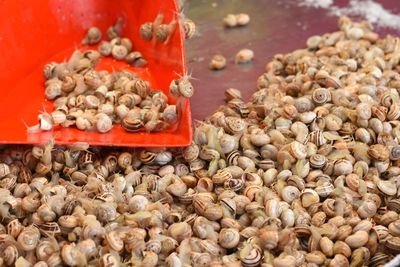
0, 0, 192, 147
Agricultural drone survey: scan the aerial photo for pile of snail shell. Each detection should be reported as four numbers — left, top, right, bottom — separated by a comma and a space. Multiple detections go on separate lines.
5, 15, 400, 266
36, 17, 197, 134
84, 18, 148, 67
41, 51, 179, 134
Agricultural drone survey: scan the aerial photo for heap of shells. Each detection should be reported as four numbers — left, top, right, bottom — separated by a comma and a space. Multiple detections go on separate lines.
85, 18, 148, 68
32, 17, 197, 134
40, 52, 179, 133
5, 16, 400, 266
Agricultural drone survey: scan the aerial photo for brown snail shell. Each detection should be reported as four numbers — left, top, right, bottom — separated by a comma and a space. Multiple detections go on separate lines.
312, 87, 331, 104
209, 54, 227, 70
82, 27, 102, 45
183, 18, 196, 39
177, 78, 194, 98
218, 228, 240, 249
126, 51, 148, 67
239, 243, 263, 267
368, 144, 390, 161
140, 22, 153, 40
111, 45, 128, 60
122, 117, 144, 132
235, 49, 254, 64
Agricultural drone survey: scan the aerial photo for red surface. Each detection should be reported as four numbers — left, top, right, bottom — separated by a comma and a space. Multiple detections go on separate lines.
0, 0, 192, 147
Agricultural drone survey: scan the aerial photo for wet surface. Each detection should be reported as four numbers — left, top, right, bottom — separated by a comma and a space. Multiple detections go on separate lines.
185, 0, 400, 120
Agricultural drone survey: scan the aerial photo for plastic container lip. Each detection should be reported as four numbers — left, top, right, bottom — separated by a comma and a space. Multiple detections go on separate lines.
0, 0, 192, 147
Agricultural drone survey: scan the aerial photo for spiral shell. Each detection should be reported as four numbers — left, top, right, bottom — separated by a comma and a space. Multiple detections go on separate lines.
309, 154, 327, 169
281, 185, 300, 204
368, 144, 390, 161
385, 236, 400, 253
235, 49, 254, 64
18, 226, 40, 251
183, 18, 196, 39
301, 189, 320, 208
209, 54, 227, 70
312, 88, 331, 104
357, 199, 377, 218
218, 228, 240, 249
122, 117, 144, 132
376, 179, 397, 196
289, 141, 307, 159
345, 230, 369, 248
225, 116, 246, 134
177, 78, 194, 98
239, 243, 263, 267
212, 169, 232, 184
82, 27, 102, 45
0, 163, 10, 178
168, 222, 192, 243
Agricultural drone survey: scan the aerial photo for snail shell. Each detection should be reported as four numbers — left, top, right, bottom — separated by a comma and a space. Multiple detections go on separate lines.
140, 22, 153, 40
376, 179, 397, 196
289, 141, 307, 160
385, 236, 400, 253
155, 24, 170, 42
209, 54, 227, 70
390, 145, 400, 160
320, 236, 334, 257
301, 189, 320, 208
305, 251, 326, 265
224, 177, 245, 192
345, 230, 369, 248
281, 185, 300, 204
218, 228, 240, 249
212, 169, 233, 185
330, 254, 349, 267
45, 80, 62, 100
122, 117, 144, 132
372, 225, 389, 243
387, 103, 400, 120
259, 226, 279, 250
43, 62, 57, 79
111, 45, 128, 60
309, 154, 327, 169
3, 245, 19, 266
333, 240, 352, 258
82, 27, 102, 45
96, 113, 113, 133
236, 13, 250, 26
126, 51, 147, 67
178, 78, 194, 98
98, 41, 112, 56
105, 231, 124, 252
273, 255, 296, 267
312, 88, 331, 104
120, 37, 132, 52
7, 219, 23, 238
357, 199, 377, 218
235, 49, 254, 64
183, 18, 196, 39
0, 163, 10, 178
167, 222, 192, 243
18, 226, 40, 251
368, 144, 390, 161
239, 243, 263, 267
100, 253, 119, 267
223, 14, 237, 27
225, 116, 246, 134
